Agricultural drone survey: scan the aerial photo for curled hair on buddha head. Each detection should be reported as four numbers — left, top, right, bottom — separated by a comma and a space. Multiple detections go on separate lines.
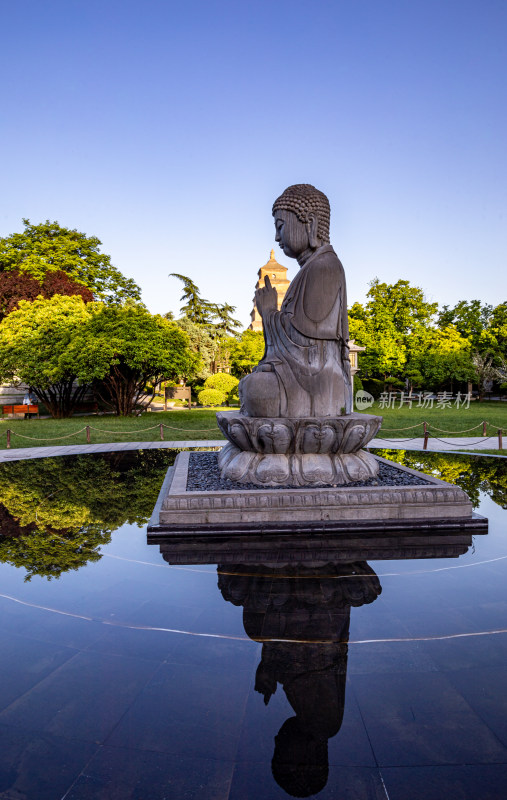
272, 184, 331, 244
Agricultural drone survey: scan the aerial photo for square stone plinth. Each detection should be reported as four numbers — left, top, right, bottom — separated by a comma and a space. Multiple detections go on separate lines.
148, 451, 487, 537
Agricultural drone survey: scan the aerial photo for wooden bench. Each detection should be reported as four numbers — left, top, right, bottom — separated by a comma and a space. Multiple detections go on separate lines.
2, 404, 39, 418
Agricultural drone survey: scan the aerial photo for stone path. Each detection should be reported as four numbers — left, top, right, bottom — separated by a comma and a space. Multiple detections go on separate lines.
0, 436, 503, 463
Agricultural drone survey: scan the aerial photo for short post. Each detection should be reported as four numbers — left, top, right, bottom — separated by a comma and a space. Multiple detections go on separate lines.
423, 421, 427, 434
86, 426, 91, 444
423, 430, 429, 450
483, 421, 487, 437
6, 429, 11, 449
160, 423, 164, 441
499, 429, 503, 451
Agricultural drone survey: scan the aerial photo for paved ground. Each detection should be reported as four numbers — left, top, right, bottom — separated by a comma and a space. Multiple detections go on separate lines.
0, 436, 504, 463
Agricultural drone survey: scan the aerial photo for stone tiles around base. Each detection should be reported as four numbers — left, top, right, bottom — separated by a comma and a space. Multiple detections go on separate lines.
0, 440, 225, 462
150, 451, 486, 535
0, 437, 504, 464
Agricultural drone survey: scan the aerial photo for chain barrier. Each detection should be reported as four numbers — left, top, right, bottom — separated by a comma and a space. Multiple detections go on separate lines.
378, 423, 423, 432
3, 418, 504, 450
87, 424, 161, 435
9, 428, 88, 441
427, 423, 483, 434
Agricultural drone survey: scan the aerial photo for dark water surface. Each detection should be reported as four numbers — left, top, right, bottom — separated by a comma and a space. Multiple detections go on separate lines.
0, 449, 506, 800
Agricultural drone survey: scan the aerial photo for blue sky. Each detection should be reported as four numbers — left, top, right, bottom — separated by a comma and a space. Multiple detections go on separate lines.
2, 0, 506, 326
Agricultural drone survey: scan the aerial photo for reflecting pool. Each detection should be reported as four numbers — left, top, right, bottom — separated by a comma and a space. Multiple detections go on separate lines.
0, 449, 506, 799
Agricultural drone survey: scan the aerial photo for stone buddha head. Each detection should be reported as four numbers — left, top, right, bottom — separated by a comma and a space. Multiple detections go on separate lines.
272, 184, 330, 262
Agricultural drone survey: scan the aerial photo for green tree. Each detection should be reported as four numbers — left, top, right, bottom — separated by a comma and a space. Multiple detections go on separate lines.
471, 352, 507, 400
438, 300, 494, 351
169, 273, 215, 324
229, 330, 265, 376
349, 280, 439, 387
406, 325, 473, 391
348, 301, 406, 383
169, 274, 242, 374
487, 302, 507, 360
175, 317, 215, 379
0, 219, 141, 304
0, 297, 197, 417
78, 304, 198, 415
212, 303, 242, 337
0, 294, 95, 417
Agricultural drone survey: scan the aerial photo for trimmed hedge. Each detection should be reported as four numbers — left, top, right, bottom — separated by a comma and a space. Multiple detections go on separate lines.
204, 373, 239, 393
197, 388, 226, 406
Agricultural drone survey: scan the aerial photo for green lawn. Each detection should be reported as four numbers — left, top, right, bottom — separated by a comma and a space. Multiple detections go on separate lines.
0, 409, 225, 450
367, 400, 507, 439
0, 402, 505, 451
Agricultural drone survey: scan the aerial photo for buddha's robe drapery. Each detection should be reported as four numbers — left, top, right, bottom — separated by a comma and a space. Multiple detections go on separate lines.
257, 244, 352, 417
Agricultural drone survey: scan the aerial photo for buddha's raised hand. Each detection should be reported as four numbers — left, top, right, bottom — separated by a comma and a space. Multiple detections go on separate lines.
255, 274, 278, 317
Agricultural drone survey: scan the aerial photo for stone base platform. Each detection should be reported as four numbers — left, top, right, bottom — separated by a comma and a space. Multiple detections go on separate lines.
148, 451, 487, 536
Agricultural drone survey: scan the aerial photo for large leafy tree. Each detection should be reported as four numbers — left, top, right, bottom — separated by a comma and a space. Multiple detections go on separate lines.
407, 325, 474, 391
0, 268, 93, 322
348, 300, 406, 383
438, 300, 494, 351
0, 294, 95, 417
348, 279, 438, 386
77, 303, 198, 415
0, 219, 141, 304
489, 303, 507, 359
0, 296, 197, 417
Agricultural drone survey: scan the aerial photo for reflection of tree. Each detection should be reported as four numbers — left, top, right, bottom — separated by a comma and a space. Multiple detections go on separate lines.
219, 562, 381, 797
0, 450, 175, 580
373, 449, 507, 509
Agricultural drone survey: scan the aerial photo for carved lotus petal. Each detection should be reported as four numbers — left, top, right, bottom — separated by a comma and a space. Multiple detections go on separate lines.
226, 451, 257, 483
229, 422, 252, 452
342, 424, 367, 453
217, 442, 239, 471
301, 423, 336, 454
255, 454, 290, 484
300, 454, 335, 484
257, 423, 293, 454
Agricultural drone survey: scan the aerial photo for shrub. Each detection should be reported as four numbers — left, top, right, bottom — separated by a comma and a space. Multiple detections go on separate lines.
198, 388, 226, 406
204, 373, 239, 394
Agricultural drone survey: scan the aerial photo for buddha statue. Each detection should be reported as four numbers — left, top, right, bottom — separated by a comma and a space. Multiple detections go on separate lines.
216, 184, 382, 486
239, 184, 353, 418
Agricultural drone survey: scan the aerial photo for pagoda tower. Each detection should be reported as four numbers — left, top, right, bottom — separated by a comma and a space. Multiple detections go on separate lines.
249, 249, 290, 332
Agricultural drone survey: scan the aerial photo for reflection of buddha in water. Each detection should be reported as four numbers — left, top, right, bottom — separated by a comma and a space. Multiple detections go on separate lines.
218, 562, 381, 797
